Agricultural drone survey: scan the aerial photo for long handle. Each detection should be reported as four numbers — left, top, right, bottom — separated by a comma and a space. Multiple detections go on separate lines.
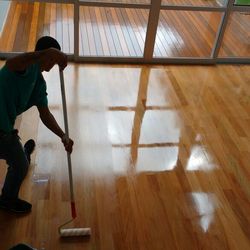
59, 69, 76, 219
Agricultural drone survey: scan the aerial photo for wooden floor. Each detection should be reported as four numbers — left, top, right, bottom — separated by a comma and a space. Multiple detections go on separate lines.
0, 1, 249, 58
0, 60, 250, 249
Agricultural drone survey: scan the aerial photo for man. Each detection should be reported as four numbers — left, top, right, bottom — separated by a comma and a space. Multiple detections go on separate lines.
0, 36, 73, 213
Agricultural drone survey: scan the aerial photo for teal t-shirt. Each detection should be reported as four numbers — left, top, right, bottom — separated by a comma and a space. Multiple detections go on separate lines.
0, 63, 48, 133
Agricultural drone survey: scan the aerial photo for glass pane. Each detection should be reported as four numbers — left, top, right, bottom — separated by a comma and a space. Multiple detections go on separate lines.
79, 7, 149, 57
154, 10, 222, 58
234, 0, 250, 5
80, 0, 151, 5
219, 11, 250, 57
161, 0, 228, 7
0, 1, 74, 54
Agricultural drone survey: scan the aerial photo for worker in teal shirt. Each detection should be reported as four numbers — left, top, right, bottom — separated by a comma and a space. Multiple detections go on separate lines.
0, 36, 73, 213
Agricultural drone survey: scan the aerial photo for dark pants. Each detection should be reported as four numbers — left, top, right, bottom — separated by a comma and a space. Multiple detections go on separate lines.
0, 130, 29, 200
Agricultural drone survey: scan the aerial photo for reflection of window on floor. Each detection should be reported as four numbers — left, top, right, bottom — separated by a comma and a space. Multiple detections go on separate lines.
108, 67, 216, 174
189, 192, 218, 233
0, 2, 10, 34
186, 145, 216, 171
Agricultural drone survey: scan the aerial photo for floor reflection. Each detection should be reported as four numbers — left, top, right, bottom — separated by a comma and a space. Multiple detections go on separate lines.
107, 66, 215, 175
136, 147, 179, 172
190, 192, 218, 232
186, 145, 216, 171
106, 67, 182, 173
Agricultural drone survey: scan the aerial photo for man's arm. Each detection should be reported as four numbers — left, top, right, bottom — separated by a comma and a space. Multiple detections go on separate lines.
6, 48, 67, 72
37, 106, 74, 153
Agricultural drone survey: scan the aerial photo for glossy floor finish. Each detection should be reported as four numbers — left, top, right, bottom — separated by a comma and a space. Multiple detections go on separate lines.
0, 61, 250, 249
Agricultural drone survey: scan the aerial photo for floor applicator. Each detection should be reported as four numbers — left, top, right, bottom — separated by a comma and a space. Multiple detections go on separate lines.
58, 68, 91, 237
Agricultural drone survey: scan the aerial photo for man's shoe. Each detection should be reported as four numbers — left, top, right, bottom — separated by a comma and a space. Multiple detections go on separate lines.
0, 197, 32, 213
24, 139, 35, 164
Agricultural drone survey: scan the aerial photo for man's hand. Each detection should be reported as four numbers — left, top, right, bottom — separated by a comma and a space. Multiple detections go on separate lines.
38, 107, 73, 153
61, 135, 74, 154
